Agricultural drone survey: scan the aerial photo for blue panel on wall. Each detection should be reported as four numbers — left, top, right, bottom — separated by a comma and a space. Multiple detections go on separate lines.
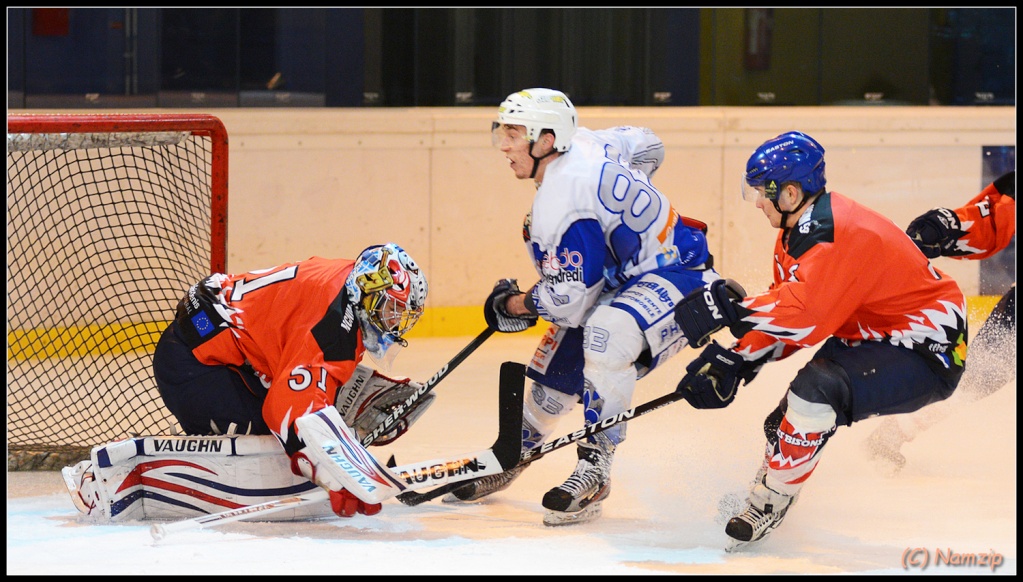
979, 145, 1015, 295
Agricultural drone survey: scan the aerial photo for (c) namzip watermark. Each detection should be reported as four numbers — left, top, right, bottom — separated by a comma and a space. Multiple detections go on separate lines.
902, 547, 1005, 572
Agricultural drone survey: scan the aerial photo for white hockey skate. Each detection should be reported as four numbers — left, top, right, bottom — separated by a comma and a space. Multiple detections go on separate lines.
724, 476, 796, 553
541, 439, 613, 526
442, 465, 526, 503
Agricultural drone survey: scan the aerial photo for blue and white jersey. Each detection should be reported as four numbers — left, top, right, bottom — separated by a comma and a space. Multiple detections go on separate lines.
525, 126, 711, 328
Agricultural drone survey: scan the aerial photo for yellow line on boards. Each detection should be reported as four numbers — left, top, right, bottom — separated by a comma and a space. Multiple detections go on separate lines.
7, 295, 1002, 359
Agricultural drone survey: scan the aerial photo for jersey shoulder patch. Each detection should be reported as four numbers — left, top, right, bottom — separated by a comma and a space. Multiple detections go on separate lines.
311, 288, 360, 361
786, 192, 835, 259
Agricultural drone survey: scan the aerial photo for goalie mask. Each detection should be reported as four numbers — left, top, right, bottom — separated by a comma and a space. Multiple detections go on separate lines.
346, 243, 428, 365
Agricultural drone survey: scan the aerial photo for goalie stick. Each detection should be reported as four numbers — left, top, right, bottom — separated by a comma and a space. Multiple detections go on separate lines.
395, 384, 689, 507
150, 360, 524, 542
359, 327, 495, 446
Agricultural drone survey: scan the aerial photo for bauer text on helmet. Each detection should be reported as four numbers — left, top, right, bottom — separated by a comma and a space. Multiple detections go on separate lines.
493, 88, 577, 152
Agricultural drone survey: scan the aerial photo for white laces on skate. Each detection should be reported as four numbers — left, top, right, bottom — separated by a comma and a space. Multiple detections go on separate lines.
560, 458, 600, 496
541, 444, 613, 525
734, 505, 774, 540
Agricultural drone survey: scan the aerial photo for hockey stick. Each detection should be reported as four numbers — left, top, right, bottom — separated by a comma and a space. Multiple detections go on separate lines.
395, 385, 688, 506
150, 489, 329, 541
150, 360, 524, 542
359, 327, 495, 446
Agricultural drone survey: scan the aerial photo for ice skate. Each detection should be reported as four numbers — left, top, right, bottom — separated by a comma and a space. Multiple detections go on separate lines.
442, 465, 526, 503
61, 460, 105, 519
864, 416, 907, 476
541, 438, 614, 526
724, 475, 796, 552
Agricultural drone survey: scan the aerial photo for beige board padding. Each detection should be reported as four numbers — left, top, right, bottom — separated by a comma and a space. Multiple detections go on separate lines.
22, 106, 1011, 316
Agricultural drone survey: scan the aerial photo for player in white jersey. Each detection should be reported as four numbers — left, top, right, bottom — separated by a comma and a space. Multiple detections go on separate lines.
443, 88, 730, 526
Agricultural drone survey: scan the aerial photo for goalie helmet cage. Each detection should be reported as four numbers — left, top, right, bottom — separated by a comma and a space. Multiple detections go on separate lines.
7, 113, 228, 470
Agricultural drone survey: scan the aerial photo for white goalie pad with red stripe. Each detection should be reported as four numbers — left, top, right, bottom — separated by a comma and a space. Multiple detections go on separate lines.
61, 434, 333, 522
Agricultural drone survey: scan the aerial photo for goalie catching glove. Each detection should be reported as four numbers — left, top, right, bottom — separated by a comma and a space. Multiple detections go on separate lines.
673, 278, 749, 348
676, 341, 766, 409
484, 278, 539, 333
336, 364, 435, 446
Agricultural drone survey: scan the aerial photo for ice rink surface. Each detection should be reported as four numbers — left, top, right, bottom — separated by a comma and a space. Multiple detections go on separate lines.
7, 334, 1016, 575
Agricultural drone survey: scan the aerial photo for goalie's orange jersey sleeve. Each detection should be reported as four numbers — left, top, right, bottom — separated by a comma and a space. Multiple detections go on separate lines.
190, 256, 365, 453
733, 192, 967, 380
948, 180, 1016, 260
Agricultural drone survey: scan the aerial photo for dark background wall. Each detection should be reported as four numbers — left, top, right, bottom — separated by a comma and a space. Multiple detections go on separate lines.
7, 8, 1014, 108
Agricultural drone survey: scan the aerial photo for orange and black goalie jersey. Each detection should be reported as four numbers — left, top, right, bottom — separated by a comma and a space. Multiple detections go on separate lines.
945, 174, 1016, 260
731, 192, 968, 383
185, 256, 364, 455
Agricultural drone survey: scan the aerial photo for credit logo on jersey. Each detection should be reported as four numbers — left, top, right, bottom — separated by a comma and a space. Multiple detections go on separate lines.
544, 269, 583, 286
539, 249, 585, 288
539, 248, 583, 271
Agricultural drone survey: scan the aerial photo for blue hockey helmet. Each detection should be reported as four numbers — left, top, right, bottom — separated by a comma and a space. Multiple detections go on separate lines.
742, 132, 826, 202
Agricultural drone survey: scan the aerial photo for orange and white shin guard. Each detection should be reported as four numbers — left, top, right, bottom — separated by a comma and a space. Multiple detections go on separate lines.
764, 415, 836, 497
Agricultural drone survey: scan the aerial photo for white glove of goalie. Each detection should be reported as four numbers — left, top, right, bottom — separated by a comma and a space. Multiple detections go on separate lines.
336, 364, 436, 446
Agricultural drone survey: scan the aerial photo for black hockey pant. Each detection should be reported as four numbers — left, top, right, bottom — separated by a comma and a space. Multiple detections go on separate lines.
153, 320, 271, 436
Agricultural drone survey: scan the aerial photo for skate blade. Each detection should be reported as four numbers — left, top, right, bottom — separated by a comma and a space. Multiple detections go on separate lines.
542, 501, 603, 527
441, 492, 487, 504
725, 535, 767, 553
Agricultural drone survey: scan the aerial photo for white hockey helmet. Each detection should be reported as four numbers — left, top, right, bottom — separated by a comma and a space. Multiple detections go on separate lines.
494, 88, 577, 152
345, 243, 428, 346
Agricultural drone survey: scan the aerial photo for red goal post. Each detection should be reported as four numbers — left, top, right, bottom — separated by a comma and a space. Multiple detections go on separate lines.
7, 113, 229, 469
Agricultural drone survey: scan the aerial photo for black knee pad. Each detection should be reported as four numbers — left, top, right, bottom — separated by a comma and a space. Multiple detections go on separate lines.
763, 401, 785, 445
789, 358, 853, 426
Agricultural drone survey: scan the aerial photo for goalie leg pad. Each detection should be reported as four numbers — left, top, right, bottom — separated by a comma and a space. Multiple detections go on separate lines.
61, 435, 333, 522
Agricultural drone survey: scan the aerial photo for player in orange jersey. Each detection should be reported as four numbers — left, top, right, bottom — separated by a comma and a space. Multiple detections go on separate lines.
160, 243, 428, 517
866, 170, 1015, 472
670, 132, 968, 551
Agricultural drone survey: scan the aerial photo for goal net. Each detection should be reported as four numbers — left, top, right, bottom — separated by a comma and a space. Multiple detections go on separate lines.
7, 113, 228, 470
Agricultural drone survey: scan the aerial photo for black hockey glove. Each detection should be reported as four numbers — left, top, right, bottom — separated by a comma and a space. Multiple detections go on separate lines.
992, 170, 1014, 199
905, 207, 962, 259
676, 341, 763, 410
673, 278, 747, 348
484, 279, 539, 333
